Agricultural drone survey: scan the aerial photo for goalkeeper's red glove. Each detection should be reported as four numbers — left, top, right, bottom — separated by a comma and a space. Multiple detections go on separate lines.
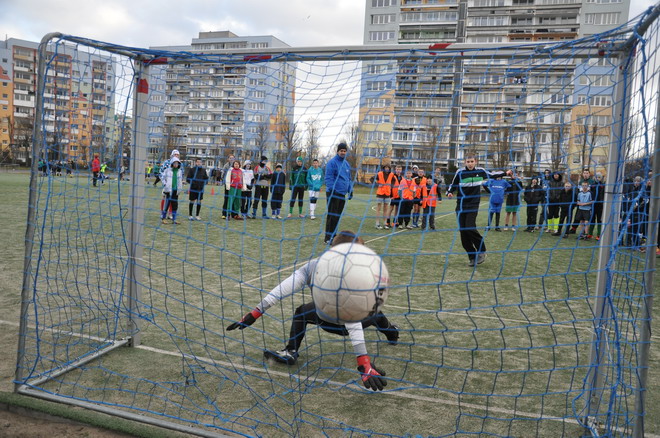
357, 355, 387, 391
226, 309, 263, 331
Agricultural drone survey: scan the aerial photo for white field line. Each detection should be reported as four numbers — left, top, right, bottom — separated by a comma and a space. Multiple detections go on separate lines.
3, 318, 656, 437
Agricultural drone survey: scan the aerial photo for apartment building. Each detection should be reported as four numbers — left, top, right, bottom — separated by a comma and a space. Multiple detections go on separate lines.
148, 31, 296, 168
362, 0, 631, 176
0, 37, 116, 165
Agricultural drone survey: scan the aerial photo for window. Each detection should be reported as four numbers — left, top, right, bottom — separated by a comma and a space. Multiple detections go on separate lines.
586, 0, 621, 3
471, 0, 505, 6
363, 114, 391, 124
400, 11, 457, 23
246, 102, 265, 111
366, 98, 391, 108
365, 131, 389, 141
372, 0, 396, 6
251, 42, 269, 48
369, 31, 395, 41
366, 80, 392, 91
584, 12, 620, 26
371, 14, 396, 24
469, 16, 509, 27
249, 66, 268, 75
579, 75, 613, 87
249, 90, 266, 99
577, 95, 612, 107
367, 63, 395, 74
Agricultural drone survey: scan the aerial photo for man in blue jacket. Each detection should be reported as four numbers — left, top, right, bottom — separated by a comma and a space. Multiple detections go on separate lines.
324, 142, 353, 244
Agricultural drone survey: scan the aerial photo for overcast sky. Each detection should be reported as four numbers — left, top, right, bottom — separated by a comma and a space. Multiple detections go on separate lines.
1, 0, 655, 49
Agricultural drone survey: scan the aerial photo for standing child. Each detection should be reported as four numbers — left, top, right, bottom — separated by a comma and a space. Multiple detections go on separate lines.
241, 160, 255, 218
397, 168, 416, 229
306, 158, 324, 220
553, 182, 576, 237
271, 164, 287, 219
523, 177, 544, 232
421, 178, 440, 230
374, 164, 394, 229
388, 165, 402, 229
412, 168, 427, 228
486, 173, 510, 231
575, 181, 593, 240
161, 157, 183, 224
504, 173, 523, 231
252, 156, 272, 219
288, 157, 307, 218
186, 158, 209, 220
225, 160, 244, 220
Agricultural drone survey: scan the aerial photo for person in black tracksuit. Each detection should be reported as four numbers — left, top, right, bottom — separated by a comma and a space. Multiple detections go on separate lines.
270, 164, 287, 218
186, 159, 209, 220
523, 177, 544, 232
446, 155, 496, 267
553, 182, 576, 237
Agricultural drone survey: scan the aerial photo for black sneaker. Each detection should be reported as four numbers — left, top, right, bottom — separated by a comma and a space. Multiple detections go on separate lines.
383, 324, 400, 345
468, 258, 476, 267
264, 348, 298, 365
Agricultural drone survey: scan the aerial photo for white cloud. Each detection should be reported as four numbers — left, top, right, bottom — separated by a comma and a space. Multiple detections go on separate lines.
0, 0, 365, 48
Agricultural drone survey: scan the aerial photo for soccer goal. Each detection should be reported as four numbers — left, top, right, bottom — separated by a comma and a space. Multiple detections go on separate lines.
15, 7, 660, 437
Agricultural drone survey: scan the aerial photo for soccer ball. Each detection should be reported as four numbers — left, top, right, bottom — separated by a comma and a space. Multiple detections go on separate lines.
311, 243, 390, 324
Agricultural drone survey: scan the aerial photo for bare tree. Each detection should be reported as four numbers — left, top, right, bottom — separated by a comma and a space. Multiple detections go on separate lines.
343, 121, 365, 175
523, 128, 540, 177
221, 128, 235, 159
255, 121, 269, 160
11, 117, 34, 165
577, 122, 599, 170
303, 117, 321, 160
276, 118, 300, 169
423, 119, 445, 166
492, 127, 511, 170
550, 125, 565, 172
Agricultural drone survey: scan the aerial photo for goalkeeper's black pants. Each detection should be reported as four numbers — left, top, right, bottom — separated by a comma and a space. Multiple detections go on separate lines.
285, 302, 392, 353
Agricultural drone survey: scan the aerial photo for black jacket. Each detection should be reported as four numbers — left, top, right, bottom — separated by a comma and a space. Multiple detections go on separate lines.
524, 183, 544, 205
506, 178, 523, 206
447, 166, 490, 211
186, 166, 208, 191
271, 171, 287, 195
548, 173, 564, 203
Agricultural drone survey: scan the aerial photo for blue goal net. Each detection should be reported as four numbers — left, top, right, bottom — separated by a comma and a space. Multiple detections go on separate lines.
15, 9, 660, 437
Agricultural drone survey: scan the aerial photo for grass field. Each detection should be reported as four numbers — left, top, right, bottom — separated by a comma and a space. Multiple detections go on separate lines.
1, 170, 659, 437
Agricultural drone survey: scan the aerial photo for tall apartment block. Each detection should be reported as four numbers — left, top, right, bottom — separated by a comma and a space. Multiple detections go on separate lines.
148, 31, 296, 168
0, 37, 116, 165
361, 0, 631, 175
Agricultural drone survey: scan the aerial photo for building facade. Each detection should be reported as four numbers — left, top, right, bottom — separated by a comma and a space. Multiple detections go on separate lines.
0, 37, 117, 166
362, 0, 631, 177
148, 31, 296, 168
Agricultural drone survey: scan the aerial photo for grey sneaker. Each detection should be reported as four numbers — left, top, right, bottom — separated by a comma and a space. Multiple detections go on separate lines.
468, 258, 476, 267
264, 348, 298, 365
476, 253, 487, 265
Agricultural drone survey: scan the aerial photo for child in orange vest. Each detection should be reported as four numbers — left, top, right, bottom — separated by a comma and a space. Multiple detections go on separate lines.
421, 178, 440, 230
397, 168, 416, 229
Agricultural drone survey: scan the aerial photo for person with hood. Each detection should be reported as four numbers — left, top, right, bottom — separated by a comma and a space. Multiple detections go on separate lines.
220, 155, 236, 219
324, 142, 353, 244
158, 150, 180, 218
270, 163, 287, 219
553, 181, 576, 237
523, 177, 545, 232
546, 171, 564, 233
161, 157, 184, 224
306, 158, 324, 220
288, 157, 308, 218
539, 169, 552, 231
252, 156, 272, 219
374, 164, 394, 229
241, 160, 255, 218
186, 158, 209, 221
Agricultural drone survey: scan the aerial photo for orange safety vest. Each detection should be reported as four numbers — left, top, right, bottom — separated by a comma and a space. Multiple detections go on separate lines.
415, 176, 427, 198
400, 178, 416, 200
391, 174, 401, 199
423, 183, 438, 208
376, 171, 395, 196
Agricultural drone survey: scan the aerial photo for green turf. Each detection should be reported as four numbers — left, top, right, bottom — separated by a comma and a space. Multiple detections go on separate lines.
2, 171, 658, 437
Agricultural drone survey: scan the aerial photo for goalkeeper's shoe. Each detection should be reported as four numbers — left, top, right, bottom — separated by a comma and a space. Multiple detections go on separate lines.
264, 348, 298, 365
383, 324, 400, 345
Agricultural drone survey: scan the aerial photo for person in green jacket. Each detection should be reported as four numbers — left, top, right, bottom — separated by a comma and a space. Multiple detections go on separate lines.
288, 157, 308, 218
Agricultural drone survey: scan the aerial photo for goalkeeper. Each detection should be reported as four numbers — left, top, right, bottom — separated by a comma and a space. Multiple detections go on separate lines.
226, 231, 399, 391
